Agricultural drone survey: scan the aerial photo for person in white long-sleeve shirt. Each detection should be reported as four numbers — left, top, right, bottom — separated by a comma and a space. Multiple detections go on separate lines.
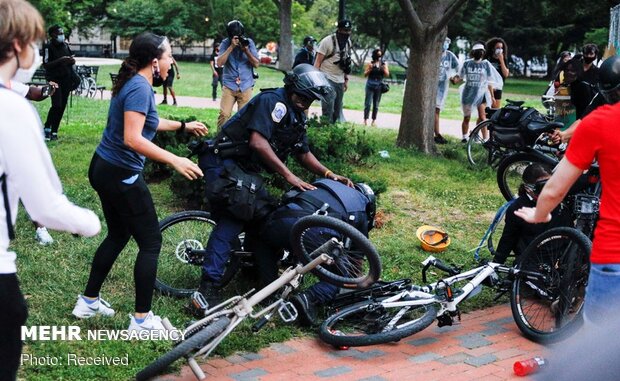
0, 1, 100, 379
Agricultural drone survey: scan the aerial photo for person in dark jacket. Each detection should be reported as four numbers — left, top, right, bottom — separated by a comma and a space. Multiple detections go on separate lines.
493, 164, 572, 264
42, 25, 75, 141
293, 36, 316, 68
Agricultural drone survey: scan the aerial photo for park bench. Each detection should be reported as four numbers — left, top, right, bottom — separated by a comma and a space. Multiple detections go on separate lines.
110, 73, 118, 87
384, 73, 406, 85
27, 68, 47, 86
89, 66, 107, 99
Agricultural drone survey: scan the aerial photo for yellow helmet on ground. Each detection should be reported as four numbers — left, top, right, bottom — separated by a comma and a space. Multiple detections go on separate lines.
416, 225, 450, 253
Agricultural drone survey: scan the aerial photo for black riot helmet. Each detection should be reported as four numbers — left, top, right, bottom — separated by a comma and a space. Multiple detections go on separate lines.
598, 56, 620, 104
283, 63, 333, 102
354, 183, 377, 232
226, 20, 245, 39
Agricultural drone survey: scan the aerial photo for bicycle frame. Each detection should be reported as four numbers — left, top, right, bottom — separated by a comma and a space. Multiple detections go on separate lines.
378, 255, 547, 323
176, 241, 338, 380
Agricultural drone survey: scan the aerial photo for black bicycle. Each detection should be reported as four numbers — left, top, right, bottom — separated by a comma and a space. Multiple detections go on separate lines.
154, 210, 292, 298
467, 99, 563, 170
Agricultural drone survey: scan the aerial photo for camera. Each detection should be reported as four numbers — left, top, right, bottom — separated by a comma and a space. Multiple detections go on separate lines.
336, 56, 352, 74
238, 36, 250, 47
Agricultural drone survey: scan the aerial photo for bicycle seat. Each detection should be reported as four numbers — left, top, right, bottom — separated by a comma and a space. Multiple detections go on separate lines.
506, 99, 525, 107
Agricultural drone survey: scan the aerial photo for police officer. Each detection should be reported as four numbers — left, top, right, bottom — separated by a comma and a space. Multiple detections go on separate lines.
246, 180, 377, 326
197, 64, 351, 304
42, 25, 75, 141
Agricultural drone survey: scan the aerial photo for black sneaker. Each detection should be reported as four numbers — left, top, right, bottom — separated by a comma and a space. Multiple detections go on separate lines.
160, 99, 168, 105
51, 133, 58, 141
290, 292, 317, 327
198, 280, 222, 308
434, 135, 448, 144
44, 128, 51, 141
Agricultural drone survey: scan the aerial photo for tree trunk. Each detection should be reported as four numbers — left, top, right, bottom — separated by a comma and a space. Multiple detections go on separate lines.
396, 32, 445, 153
278, 0, 293, 71
396, 0, 467, 153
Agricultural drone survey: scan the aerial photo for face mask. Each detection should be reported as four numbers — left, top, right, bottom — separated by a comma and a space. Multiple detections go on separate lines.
495, 48, 503, 56
13, 44, 41, 84
473, 51, 484, 60
56, 34, 65, 43
584, 56, 596, 64
443, 42, 450, 51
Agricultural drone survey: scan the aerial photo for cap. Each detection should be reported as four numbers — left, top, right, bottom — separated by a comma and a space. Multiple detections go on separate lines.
337, 19, 352, 30
472, 43, 485, 51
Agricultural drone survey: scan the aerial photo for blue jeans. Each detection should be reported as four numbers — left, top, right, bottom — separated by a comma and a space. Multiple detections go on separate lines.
321, 79, 345, 123
364, 81, 382, 120
583, 263, 620, 326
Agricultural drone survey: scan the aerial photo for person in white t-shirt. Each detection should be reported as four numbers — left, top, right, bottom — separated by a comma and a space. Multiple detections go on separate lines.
314, 19, 353, 123
0, 2, 101, 379
8, 80, 58, 245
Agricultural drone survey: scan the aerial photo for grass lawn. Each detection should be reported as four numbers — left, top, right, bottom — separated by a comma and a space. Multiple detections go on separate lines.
13, 69, 535, 380
94, 62, 549, 121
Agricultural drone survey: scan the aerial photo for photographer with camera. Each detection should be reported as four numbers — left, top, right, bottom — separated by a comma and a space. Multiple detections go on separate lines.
314, 19, 353, 123
216, 20, 259, 128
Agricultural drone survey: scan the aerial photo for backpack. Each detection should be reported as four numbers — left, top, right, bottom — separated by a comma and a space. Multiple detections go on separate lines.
277, 179, 370, 236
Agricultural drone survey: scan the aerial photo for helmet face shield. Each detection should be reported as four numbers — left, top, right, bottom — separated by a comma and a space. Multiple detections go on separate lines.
294, 70, 334, 101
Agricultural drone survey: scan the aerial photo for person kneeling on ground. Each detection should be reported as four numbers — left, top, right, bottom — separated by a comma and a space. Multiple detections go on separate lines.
245, 179, 377, 326
196, 64, 353, 306
492, 163, 572, 264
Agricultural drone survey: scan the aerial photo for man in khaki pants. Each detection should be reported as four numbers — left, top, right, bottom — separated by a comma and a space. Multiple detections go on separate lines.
216, 20, 259, 128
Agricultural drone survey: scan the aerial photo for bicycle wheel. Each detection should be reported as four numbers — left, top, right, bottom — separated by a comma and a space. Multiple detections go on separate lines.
511, 227, 590, 343
319, 297, 437, 347
467, 120, 493, 169
85, 77, 97, 98
155, 211, 240, 297
291, 215, 381, 289
136, 317, 230, 381
496, 152, 558, 201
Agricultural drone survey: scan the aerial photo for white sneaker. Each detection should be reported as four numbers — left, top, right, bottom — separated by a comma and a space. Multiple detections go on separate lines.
72, 295, 115, 318
128, 311, 165, 332
35, 227, 54, 245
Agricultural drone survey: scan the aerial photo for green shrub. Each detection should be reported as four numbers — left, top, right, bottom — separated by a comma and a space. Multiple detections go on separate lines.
156, 117, 382, 210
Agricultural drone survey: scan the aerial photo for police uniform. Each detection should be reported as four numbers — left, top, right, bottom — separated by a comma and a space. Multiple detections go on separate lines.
199, 88, 310, 284
43, 39, 74, 137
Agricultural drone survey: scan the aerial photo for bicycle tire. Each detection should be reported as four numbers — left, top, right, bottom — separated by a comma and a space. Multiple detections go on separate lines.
290, 215, 381, 289
155, 211, 241, 297
135, 317, 230, 381
467, 120, 493, 169
510, 227, 590, 343
496, 152, 558, 201
85, 77, 97, 98
319, 297, 437, 347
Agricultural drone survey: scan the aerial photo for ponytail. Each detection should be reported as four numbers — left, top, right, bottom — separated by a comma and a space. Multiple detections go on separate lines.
112, 58, 139, 96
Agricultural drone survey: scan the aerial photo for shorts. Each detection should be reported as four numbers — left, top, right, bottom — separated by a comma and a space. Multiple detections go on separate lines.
493, 89, 502, 100
164, 67, 175, 87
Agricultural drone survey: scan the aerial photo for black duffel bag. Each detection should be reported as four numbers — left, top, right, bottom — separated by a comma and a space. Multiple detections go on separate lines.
204, 162, 275, 222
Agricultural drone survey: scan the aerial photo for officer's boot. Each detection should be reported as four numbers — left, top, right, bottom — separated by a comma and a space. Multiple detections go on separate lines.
290, 291, 318, 327
198, 277, 222, 309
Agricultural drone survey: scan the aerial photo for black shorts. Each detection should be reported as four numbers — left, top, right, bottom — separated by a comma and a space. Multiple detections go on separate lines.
493, 89, 502, 100
164, 67, 175, 87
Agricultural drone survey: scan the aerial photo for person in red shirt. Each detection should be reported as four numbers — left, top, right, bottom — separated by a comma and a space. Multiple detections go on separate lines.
515, 56, 620, 326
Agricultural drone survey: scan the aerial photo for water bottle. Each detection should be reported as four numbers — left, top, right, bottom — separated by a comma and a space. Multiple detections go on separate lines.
513, 357, 546, 376
329, 329, 350, 350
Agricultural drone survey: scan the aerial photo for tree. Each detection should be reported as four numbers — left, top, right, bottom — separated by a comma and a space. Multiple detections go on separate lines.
396, 0, 468, 153
273, 0, 294, 70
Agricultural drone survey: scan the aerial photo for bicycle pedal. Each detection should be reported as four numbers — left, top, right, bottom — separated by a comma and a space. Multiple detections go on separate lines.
278, 301, 298, 323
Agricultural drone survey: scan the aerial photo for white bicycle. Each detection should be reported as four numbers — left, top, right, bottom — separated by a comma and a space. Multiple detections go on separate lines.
136, 215, 381, 381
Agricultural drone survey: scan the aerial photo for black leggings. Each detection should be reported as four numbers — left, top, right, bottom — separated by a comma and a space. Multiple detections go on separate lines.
84, 153, 162, 313
0, 274, 28, 381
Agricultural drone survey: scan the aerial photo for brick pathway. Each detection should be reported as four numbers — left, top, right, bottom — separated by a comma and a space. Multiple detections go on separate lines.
157, 304, 546, 381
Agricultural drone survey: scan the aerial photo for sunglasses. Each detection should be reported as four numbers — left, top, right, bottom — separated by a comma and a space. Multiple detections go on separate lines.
523, 179, 548, 195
